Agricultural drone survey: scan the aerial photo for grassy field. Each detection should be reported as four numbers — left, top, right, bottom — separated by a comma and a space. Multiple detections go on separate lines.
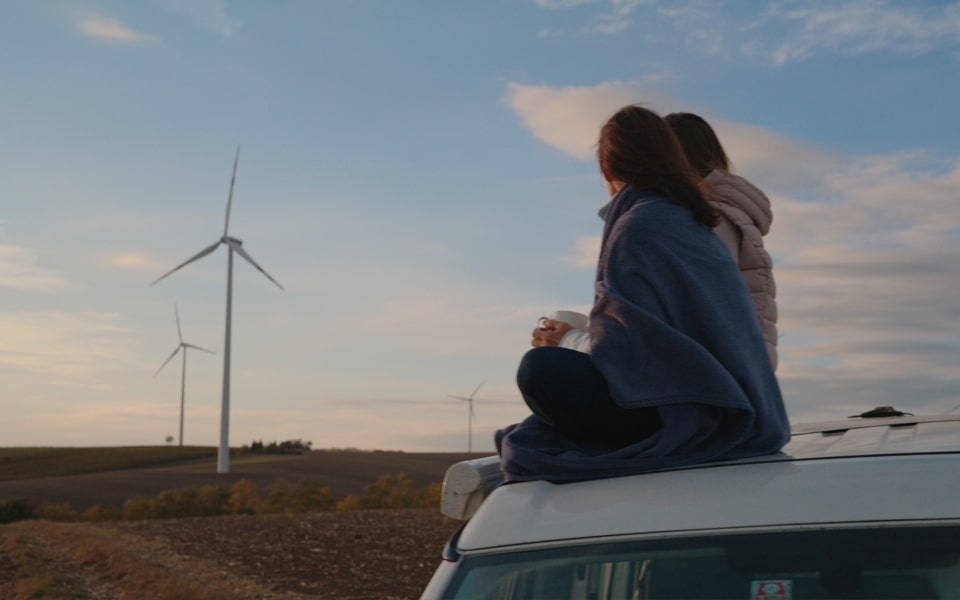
0, 446, 218, 481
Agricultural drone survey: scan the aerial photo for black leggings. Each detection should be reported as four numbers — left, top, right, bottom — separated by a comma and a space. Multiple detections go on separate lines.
516, 347, 662, 445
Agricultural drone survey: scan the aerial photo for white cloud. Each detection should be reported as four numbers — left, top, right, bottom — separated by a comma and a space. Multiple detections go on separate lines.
164, 0, 240, 38
567, 236, 601, 267
0, 311, 140, 381
767, 0, 960, 66
76, 15, 160, 44
534, 0, 599, 9
505, 81, 681, 159
534, 1, 960, 64
0, 244, 72, 292
109, 252, 160, 269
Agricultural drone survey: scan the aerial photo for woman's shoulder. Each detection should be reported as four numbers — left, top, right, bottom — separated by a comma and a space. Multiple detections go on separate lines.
703, 171, 772, 232
620, 190, 698, 228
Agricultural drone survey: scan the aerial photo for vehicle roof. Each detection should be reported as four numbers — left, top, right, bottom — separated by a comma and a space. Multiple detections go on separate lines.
448, 413, 960, 552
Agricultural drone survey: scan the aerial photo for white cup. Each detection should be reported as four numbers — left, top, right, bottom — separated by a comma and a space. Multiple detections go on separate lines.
549, 310, 588, 330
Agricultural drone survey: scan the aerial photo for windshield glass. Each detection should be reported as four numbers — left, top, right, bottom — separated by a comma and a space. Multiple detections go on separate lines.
442, 524, 960, 599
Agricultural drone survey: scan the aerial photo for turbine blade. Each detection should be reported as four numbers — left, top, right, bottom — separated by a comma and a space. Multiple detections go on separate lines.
228, 241, 284, 290
448, 395, 469, 402
174, 303, 183, 343
224, 146, 240, 236
183, 343, 215, 354
469, 380, 485, 400
151, 241, 222, 285
470, 403, 476, 421
154, 346, 182, 377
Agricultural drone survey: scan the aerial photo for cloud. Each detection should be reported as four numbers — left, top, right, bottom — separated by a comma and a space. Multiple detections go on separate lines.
533, 1, 960, 64
566, 236, 601, 267
164, 0, 240, 38
0, 244, 72, 292
534, 0, 599, 8
766, 0, 960, 66
109, 252, 160, 269
76, 15, 160, 44
0, 311, 140, 381
505, 81, 681, 159
504, 80, 832, 190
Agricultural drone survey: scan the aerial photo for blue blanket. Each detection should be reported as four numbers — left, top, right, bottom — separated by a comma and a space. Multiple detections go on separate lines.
496, 187, 790, 482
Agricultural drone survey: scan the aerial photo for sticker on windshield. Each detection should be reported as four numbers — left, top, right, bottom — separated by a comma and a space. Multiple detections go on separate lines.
750, 580, 792, 600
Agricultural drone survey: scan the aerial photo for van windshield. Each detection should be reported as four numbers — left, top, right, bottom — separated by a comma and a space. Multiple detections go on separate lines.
442, 524, 960, 599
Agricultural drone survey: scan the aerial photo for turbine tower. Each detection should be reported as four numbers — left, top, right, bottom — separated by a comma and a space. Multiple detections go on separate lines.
152, 146, 283, 473
449, 381, 484, 453
154, 303, 214, 447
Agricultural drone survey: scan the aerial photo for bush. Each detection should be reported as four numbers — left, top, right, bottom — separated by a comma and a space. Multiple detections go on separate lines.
287, 479, 335, 512
0, 498, 34, 523
122, 496, 155, 520
228, 479, 261, 515
195, 485, 231, 516
421, 482, 442, 508
35, 501, 78, 522
83, 503, 123, 521
337, 472, 431, 510
336, 494, 362, 511
258, 478, 291, 514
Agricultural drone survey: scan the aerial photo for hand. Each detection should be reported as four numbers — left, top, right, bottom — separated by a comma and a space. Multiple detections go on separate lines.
531, 317, 573, 348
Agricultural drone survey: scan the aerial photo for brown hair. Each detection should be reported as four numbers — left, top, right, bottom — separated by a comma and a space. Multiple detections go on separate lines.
663, 112, 730, 178
598, 105, 718, 227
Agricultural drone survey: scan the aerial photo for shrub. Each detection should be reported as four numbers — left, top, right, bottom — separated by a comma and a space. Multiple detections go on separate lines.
336, 494, 362, 511
35, 501, 78, 522
228, 479, 261, 515
195, 485, 230, 516
421, 482, 442, 508
0, 498, 34, 523
122, 496, 155, 520
287, 479, 335, 512
337, 472, 428, 510
258, 478, 291, 514
83, 503, 123, 521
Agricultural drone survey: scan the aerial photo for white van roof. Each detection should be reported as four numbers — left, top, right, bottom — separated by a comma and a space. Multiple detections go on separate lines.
441, 412, 960, 552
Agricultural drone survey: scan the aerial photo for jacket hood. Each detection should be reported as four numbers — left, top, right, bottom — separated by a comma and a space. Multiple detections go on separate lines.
704, 170, 772, 235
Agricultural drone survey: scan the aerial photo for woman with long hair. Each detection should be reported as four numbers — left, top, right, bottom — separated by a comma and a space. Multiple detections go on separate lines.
496, 105, 788, 482
664, 111, 778, 369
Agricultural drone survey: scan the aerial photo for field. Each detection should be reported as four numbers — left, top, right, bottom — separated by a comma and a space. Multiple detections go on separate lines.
0, 446, 484, 599
0, 446, 481, 511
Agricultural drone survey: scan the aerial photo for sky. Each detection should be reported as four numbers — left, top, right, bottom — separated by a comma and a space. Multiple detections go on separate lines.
1, 0, 959, 453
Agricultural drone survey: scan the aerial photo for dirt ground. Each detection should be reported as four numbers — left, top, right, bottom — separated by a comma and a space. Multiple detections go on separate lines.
0, 450, 483, 599
0, 508, 461, 600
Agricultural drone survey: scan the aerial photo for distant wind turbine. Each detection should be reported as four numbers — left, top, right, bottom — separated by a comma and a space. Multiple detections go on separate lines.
152, 146, 283, 474
449, 381, 484, 453
154, 303, 214, 447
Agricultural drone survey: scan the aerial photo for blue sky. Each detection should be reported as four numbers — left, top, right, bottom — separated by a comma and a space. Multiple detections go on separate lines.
1, 0, 959, 452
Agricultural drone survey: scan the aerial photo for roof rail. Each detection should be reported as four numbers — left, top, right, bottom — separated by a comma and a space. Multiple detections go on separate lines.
440, 455, 503, 520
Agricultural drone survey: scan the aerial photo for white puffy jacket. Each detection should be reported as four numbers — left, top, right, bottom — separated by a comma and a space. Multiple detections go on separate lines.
705, 170, 778, 370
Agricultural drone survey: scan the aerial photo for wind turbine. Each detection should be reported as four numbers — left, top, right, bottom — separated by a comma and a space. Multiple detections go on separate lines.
449, 381, 484, 453
152, 146, 283, 474
154, 303, 214, 447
